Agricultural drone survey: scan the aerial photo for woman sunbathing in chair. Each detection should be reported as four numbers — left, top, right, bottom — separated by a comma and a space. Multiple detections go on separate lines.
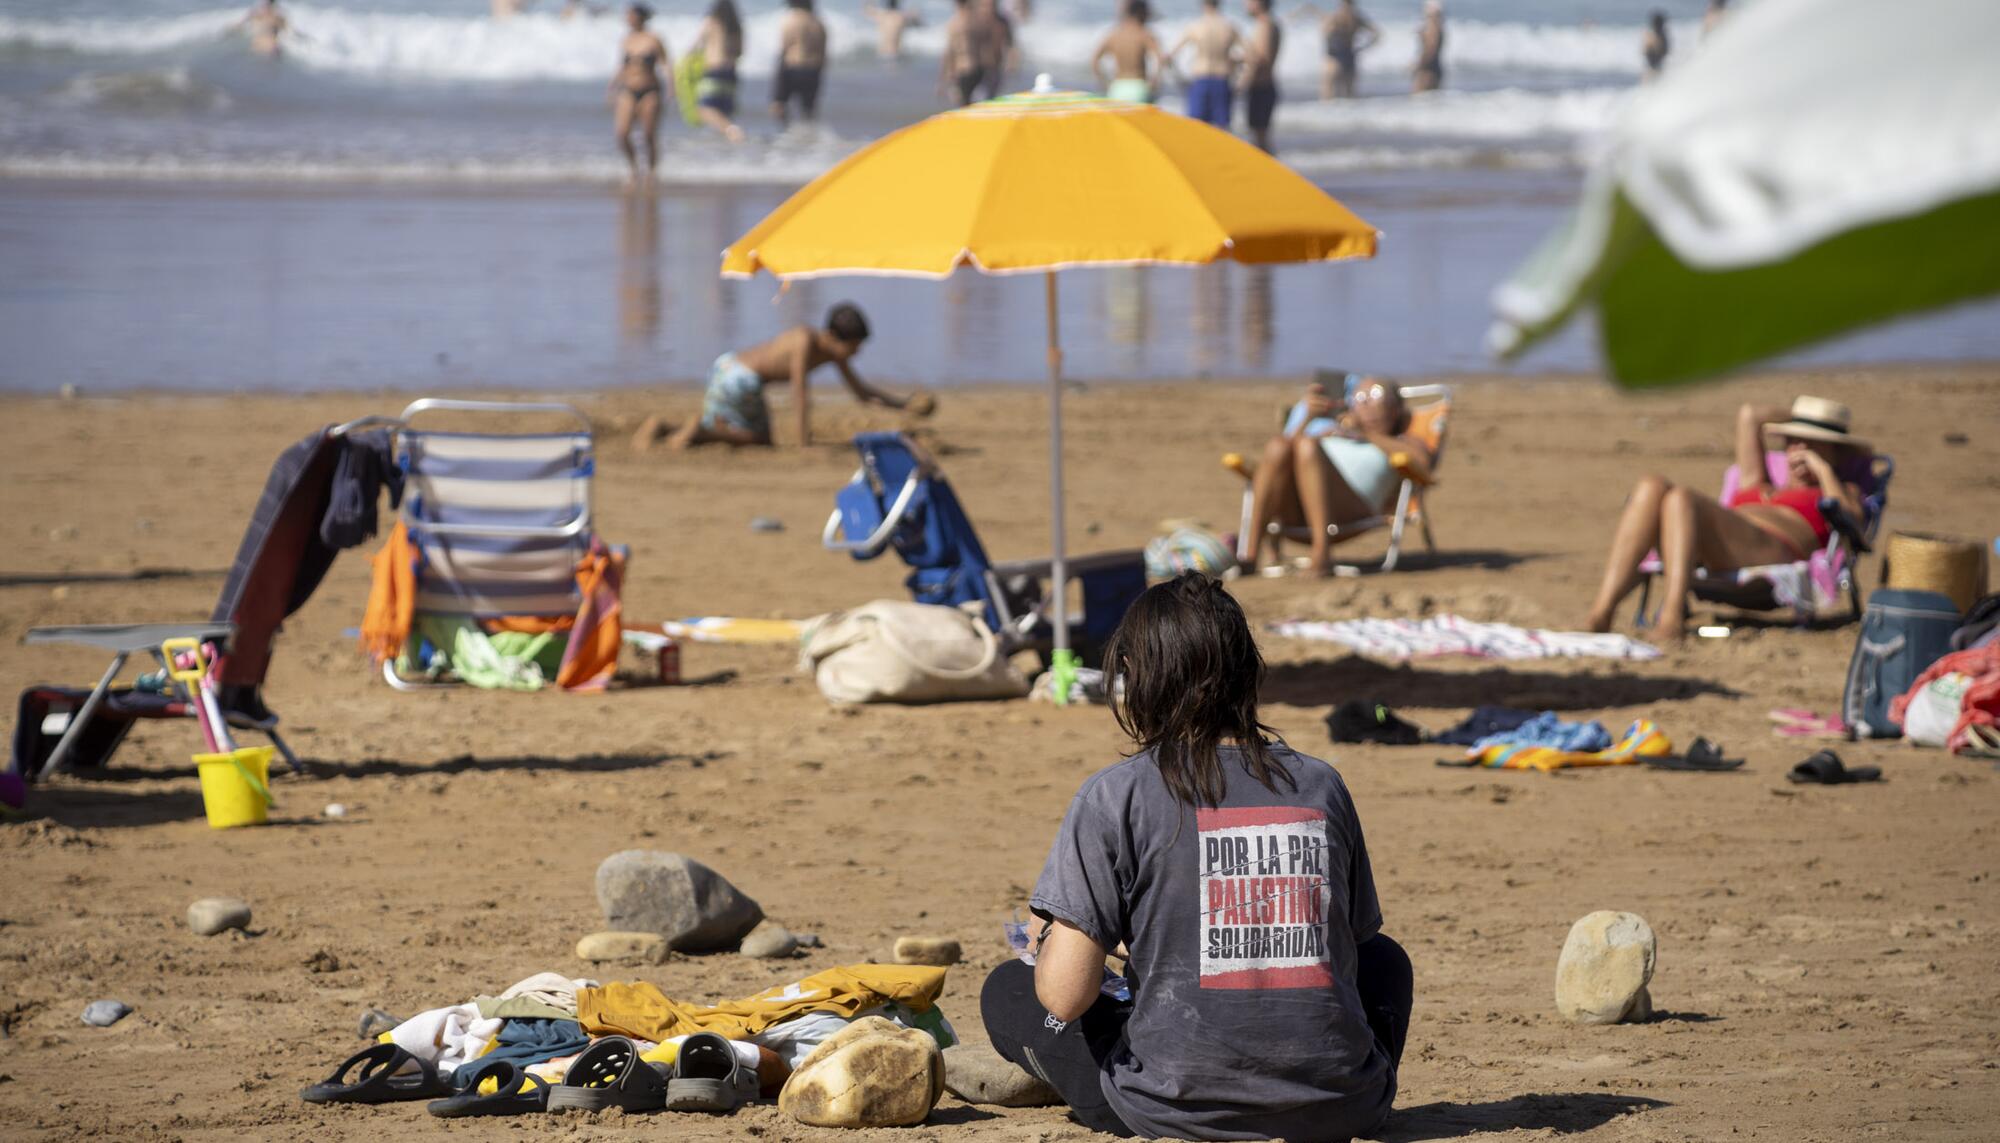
1584, 397, 1869, 641
1242, 376, 1434, 576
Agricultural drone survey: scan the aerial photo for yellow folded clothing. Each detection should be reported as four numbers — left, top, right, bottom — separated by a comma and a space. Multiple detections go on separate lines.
578, 964, 948, 1044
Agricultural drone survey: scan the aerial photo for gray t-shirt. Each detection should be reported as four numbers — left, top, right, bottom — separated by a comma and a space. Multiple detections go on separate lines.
1030, 744, 1391, 1142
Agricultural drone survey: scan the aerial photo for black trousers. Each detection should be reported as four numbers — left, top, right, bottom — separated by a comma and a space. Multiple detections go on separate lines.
980, 933, 1413, 1136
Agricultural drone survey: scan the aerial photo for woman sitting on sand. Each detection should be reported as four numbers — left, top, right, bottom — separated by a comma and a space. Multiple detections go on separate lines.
610, 4, 671, 185
1584, 397, 1869, 640
1241, 375, 1434, 576
983, 573, 1409, 1140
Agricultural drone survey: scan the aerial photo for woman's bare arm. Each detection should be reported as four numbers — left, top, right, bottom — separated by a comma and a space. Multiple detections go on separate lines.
1034, 920, 1109, 1023
1734, 402, 1790, 491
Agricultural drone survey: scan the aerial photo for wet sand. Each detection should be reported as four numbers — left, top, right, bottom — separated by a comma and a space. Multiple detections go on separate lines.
2, 366, 1997, 1140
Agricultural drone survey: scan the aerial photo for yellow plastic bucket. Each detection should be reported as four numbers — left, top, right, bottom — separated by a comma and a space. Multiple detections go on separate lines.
194, 746, 275, 829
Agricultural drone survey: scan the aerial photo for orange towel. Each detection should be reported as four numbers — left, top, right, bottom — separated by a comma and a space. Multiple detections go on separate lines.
359, 521, 419, 664
482, 540, 625, 692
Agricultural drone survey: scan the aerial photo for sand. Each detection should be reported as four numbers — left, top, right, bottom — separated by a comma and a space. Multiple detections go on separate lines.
2, 366, 1997, 1140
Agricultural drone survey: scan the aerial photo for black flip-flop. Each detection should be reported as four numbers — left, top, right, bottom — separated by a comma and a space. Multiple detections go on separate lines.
301, 1043, 451, 1105
427, 1059, 552, 1118
547, 1036, 666, 1113
1646, 737, 1746, 772
1787, 749, 1881, 785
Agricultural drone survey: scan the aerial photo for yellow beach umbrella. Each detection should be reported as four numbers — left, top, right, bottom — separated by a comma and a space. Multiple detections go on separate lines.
723, 79, 1378, 697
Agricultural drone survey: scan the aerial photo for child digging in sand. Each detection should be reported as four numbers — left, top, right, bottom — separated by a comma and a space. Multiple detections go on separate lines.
652, 303, 932, 449
983, 572, 1410, 1140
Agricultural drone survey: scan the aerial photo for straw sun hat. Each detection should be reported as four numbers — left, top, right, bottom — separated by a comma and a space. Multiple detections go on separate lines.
1765, 396, 1869, 450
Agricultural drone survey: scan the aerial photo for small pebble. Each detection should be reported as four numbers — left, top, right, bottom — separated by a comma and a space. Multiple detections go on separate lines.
324, 803, 348, 819
81, 1000, 131, 1027
749, 516, 784, 533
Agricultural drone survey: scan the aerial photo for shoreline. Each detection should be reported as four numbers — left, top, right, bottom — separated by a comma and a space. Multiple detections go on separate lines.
8, 361, 2000, 401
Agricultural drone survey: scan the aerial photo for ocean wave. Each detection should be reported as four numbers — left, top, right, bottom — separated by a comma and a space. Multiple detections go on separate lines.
50, 67, 234, 114
1283, 144, 1576, 174
1279, 85, 1623, 142
0, 139, 857, 187
0, 6, 1664, 83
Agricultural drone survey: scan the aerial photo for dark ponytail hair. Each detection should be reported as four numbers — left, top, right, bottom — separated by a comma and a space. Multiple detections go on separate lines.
1104, 573, 1292, 809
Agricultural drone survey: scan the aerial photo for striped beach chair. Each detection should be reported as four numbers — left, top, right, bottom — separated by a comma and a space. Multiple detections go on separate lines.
369, 400, 607, 690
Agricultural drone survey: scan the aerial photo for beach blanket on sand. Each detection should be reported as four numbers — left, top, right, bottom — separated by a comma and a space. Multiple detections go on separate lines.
1270, 616, 1662, 662
1467, 719, 1671, 772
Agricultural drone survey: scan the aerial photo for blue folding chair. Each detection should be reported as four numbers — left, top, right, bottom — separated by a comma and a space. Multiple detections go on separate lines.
823, 433, 1146, 666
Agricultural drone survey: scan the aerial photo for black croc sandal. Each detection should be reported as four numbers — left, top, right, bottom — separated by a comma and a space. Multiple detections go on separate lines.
1787, 749, 1881, 785
666, 1031, 759, 1112
302, 1043, 451, 1105
427, 1059, 552, 1118
547, 1036, 666, 1113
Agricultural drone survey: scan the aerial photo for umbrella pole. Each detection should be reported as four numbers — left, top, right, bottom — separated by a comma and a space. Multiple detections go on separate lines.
1045, 269, 1077, 707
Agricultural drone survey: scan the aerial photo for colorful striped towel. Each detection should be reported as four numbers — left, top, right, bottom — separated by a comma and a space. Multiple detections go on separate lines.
1467, 719, 1672, 772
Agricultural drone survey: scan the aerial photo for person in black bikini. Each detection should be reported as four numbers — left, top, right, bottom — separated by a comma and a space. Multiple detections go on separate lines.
610, 4, 672, 185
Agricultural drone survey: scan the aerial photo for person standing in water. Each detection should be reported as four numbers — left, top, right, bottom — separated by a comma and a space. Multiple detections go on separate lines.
696, 0, 747, 141
771, 0, 829, 127
1242, 0, 1281, 152
1701, 0, 1727, 39
1292, 0, 1375, 100
236, 0, 291, 58
939, 0, 1006, 106
1410, 0, 1443, 93
609, 3, 671, 185
1170, 0, 1240, 130
1093, 0, 1170, 104
1641, 10, 1669, 79
865, 0, 924, 61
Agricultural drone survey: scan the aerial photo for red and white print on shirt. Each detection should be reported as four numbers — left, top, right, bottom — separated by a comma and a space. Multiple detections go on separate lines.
1196, 806, 1334, 990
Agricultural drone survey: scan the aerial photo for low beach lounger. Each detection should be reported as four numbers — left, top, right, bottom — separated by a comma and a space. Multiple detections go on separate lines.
1633, 452, 1893, 627
1230, 382, 1452, 574
13, 423, 397, 780
824, 432, 1146, 667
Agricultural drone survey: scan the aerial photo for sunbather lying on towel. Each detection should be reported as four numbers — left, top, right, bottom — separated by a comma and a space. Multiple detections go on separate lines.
1241, 376, 1434, 576
1584, 397, 1869, 641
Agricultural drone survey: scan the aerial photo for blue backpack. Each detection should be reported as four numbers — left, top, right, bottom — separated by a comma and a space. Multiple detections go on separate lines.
1842, 588, 1962, 738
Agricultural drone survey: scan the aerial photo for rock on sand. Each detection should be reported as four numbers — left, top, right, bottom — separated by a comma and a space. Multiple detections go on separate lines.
575, 930, 670, 965
943, 1044, 1060, 1107
893, 936, 961, 966
81, 1000, 131, 1027
780, 1015, 943, 1128
186, 897, 252, 936
595, 851, 764, 953
1555, 910, 1657, 1025
740, 920, 801, 959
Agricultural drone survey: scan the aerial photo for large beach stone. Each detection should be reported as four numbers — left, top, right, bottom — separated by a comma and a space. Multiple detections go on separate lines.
893, 937, 962, 966
81, 1000, 131, 1027
943, 1044, 1060, 1108
187, 897, 252, 936
780, 1016, 943, 1128
1555, 911, 1657, 1025
594, 851, 764, 952
740, 920, 801, 959
575, 930, 669, 965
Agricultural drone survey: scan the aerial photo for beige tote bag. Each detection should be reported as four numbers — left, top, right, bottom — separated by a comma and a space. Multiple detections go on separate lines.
800, 601, 1029, 705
